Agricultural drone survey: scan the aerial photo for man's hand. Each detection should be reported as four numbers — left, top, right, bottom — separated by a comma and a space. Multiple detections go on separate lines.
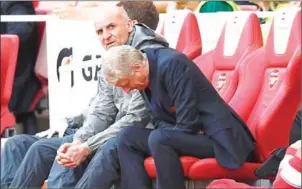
56, 143, 76, 167
65, 143, 92, 167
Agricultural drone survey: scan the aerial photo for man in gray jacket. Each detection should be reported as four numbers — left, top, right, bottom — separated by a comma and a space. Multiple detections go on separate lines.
1, 5, 168, 189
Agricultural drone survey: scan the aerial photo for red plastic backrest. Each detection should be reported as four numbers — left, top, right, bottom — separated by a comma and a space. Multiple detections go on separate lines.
1, 35, 19, 106
161, 10, 202, 59
195, 12, 263, 103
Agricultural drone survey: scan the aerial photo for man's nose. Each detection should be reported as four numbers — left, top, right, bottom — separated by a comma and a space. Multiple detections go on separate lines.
123, 87, 131, 94
102, 30, 112, 40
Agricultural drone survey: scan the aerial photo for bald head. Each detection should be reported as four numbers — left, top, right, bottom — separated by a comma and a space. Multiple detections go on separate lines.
92, 5, 129, 26
92, 5, 134, 50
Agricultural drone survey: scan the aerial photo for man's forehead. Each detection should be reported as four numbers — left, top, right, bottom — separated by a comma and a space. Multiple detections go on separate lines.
95, 15, 117, 28
94, 7, 125, 29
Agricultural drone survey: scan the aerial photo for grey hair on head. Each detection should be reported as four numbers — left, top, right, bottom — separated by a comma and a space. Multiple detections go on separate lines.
101, 45, 146, 85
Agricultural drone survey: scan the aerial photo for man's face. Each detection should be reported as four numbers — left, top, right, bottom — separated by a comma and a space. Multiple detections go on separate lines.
114, 63, 149, 93
94, 10, 133, 50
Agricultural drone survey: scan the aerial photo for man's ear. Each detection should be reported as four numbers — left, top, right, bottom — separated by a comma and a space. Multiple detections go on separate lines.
132, 63, 143, 72
127, 19, 135, 32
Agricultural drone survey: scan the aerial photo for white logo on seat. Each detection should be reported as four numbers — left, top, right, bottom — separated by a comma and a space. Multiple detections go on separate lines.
269, 69, 279, 89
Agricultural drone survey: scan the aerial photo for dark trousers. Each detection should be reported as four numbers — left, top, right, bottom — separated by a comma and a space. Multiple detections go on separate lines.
1, 134, 73, 188
117, 127, 215, 189
47, 137, 120, 189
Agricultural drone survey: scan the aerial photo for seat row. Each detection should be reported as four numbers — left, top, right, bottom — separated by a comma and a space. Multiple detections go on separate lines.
144, 7, 301, 182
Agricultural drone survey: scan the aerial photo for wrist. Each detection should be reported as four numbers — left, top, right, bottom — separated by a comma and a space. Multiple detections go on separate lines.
81, 142, 92, 156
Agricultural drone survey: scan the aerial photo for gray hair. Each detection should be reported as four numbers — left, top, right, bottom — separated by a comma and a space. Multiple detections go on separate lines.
101, 45, 146, 85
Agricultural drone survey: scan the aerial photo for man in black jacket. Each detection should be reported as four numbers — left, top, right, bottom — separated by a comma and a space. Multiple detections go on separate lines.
101, 45, 256, 189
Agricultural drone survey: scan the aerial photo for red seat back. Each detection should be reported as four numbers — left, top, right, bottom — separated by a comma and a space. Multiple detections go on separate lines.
1, 35, 19, 107
245, 7, 301, 162
194, 12, 263, 103
1, 35, 19, 134
161, 10, 202, 60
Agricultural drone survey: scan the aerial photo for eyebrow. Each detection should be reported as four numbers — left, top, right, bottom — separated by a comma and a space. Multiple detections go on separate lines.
96, 22, 114, 31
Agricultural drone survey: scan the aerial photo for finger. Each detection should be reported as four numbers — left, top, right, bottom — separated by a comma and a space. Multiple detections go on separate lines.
57, 146, 65, 153
62, 162, 77, 168
58, 157, 74, 164
59, 152, 72, 161
55, 155, 61, 162
56, 151, 67, 158
58, 143, 72, 153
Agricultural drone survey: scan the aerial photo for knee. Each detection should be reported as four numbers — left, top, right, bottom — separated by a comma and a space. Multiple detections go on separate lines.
98, 138, 118, 153
116, 127, 137, 148
27, 139, 48, 155
148, 129, 168, 152
94, 138, 119, 166
4, 134, 34, 150
61, 135, 74, 143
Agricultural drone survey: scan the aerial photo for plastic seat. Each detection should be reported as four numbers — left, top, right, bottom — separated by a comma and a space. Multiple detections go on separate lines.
194, 12, 263, 103
188, 7, 301, 181
1, 35, 19, 135
161, 10, 202, 60
144, 12, 263, 179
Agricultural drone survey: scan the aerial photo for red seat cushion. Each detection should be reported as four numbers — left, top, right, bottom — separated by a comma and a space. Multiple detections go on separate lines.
188, 158, 261, 180
144, 156, 199, 178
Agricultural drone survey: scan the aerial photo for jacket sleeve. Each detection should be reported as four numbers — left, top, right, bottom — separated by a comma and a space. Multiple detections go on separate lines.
85, 89, 150, 151
73, 74, 118, 142
162, 54, 202, 134
2, 2, 36, 43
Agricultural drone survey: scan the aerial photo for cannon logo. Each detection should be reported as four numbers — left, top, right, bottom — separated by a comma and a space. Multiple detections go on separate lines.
56, 47, 102, 87
269, 69, 279, 89
216, 73, 227, 91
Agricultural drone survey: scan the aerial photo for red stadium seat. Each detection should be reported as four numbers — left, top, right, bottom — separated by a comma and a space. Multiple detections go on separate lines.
1, 35, 19, 135
194, 12, 263, 103
188, 7, 301, 181
144, 12, 263, 179
161, 10, 202, 60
